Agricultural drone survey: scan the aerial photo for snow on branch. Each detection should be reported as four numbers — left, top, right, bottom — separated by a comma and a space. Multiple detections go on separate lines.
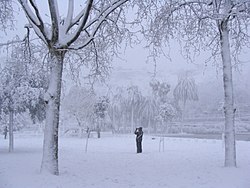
67, 0, 129, 50
63, 0, 94, 47
69, 0, 93, 29
63, 0, 74, 33
48, 0, 60, 42
18, 0, 129, 50
0, 25, 31, 48
18, 0, 50, 43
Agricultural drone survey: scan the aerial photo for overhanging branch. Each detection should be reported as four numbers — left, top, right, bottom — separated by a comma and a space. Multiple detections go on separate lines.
67, 0, 129, 50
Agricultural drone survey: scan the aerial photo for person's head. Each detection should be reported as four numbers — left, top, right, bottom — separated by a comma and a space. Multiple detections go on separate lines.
139, 127, 142, 131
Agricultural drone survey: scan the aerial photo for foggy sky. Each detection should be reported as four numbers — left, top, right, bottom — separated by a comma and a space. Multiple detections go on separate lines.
1, 1, 250, 95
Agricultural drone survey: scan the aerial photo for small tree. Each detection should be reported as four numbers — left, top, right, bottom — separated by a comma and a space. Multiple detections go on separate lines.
94, 96, 110, 138
150, 80, 171, 103
0, 42, 44, 152
149, 80, 172, 132
62, 86, 96, 137
158, 102, 177, 133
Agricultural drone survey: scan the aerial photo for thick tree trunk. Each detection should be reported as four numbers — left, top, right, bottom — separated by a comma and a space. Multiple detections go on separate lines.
8, 110, 14, 152
219, 20, 237, 167
41, 49, 64, 175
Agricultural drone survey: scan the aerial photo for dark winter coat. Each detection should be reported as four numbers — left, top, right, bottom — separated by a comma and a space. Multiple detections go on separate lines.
134, 128, 143, 142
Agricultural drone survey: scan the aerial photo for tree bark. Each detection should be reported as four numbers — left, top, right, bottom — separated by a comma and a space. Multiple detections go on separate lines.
41, 49, 65, 175
8, 110, 14, 152
219, 20, 237, 167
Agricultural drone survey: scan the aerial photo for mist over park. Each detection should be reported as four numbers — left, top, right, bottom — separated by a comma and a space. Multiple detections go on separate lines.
0, 1, 250, 188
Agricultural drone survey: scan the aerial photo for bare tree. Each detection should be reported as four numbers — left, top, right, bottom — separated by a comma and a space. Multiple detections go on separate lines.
17, 0, 130, 175
136, 0, 250, 167
62, 86, 96, 137
94, 96, 110, 138
0, 0, 14, 31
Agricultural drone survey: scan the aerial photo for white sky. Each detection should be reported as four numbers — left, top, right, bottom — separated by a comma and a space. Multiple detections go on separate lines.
1, 1, 250, 94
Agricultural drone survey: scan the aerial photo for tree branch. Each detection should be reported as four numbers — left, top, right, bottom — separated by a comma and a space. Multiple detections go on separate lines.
48, 0, 60, 43
68, 0, 129, 50
64, 0, 74, 33
18, 0, 49, 44
64, 0, 93, 47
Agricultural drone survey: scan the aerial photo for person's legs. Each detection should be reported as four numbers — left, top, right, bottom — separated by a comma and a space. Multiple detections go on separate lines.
136, 141, 140, 153
139, 141, 142, 153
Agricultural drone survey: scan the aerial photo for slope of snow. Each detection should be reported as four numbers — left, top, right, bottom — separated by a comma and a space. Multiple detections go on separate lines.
0, 134, 249, 188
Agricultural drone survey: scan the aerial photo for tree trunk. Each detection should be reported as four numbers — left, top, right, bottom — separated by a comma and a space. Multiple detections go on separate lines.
96, 117, 101, 138
112, 108, 117, 133
147, 117, 151, 134
180, 101, 186, 134
8, 110, 14, 152
41, 49, 65, 175
122, 113, 126, 133
219, 20, 237, 167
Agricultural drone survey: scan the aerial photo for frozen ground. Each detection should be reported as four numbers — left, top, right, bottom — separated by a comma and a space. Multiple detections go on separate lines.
0, 133, 250, 188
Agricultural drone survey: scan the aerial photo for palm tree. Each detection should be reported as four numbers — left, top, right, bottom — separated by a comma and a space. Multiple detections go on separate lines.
109, 87, 126, 132
173, 73, 198, 132
138, 96, 158, 133
173, 74, 198, 108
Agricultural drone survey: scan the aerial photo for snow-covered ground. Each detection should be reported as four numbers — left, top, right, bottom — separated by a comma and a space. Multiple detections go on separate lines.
0, 133, 250, 188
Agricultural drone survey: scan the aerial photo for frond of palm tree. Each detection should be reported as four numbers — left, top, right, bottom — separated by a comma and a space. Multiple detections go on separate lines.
137, 96, 159, 133
173, 76, 198, 106
138, 96, 158, 120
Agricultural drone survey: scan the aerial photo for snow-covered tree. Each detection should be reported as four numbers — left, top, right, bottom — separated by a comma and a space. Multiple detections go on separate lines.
0, 0, 14, 31
149, 80, 176, 132
138, 96, 158, 133
158, 102, 177, 132
136, 0, 250, 167
62, 86, 96, 136
173, 73, 198, 119
0, 42, 44, 152
17, 0, 130, 175
94, 96, 110, 138
109, 87, 124, 132
150, 80, 170, 103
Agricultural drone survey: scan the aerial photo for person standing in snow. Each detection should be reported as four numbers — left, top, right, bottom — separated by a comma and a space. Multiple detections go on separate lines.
134, 127, 143, 153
